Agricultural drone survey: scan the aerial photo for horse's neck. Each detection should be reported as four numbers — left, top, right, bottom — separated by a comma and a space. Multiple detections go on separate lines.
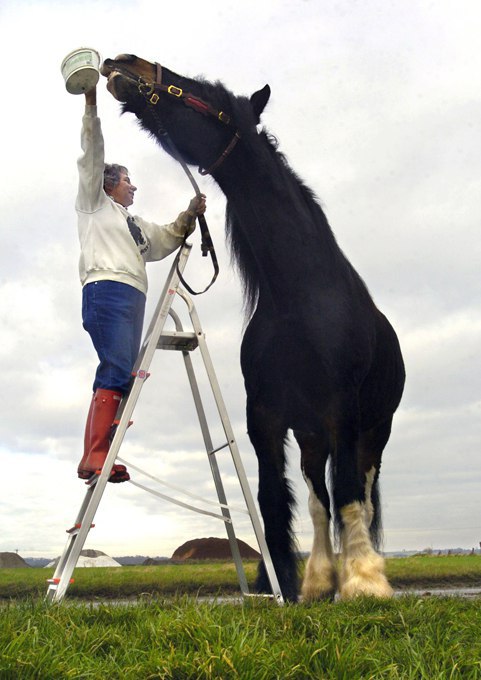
219, 154, 342, 294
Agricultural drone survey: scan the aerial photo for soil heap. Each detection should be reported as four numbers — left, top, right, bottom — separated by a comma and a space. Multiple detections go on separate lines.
0, 552, 29, 568
172, 537, 261, 561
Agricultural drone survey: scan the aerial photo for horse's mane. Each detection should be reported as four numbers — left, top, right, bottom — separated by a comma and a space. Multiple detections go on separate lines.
211, 85, 372, 320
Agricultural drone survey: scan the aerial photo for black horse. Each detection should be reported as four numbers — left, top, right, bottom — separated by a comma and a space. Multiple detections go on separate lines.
101, 55, 405, 601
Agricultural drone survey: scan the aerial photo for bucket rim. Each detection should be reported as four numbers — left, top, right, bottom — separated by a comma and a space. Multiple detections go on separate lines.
61, 47, 101, 71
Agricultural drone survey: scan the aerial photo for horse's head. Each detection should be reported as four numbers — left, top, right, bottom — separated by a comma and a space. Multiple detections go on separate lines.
101, 54, 156, 103
100, 54, 271, 175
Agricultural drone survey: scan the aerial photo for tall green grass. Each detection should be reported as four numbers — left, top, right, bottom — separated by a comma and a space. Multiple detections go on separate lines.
387, 554, 481, 586
0, 562, 256, 600
1, 596, 480, 678
1, 556, 480, 600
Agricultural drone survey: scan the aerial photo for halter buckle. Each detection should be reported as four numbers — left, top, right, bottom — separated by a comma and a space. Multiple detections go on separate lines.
168, 85, 183, 98
138, 80, 155, 97
150, 93, 160, 105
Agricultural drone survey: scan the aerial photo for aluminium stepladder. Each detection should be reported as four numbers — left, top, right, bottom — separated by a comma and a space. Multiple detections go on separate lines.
46, 242, 284, 605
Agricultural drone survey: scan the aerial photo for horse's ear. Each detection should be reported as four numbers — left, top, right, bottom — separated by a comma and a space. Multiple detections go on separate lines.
250, 84, 271, 123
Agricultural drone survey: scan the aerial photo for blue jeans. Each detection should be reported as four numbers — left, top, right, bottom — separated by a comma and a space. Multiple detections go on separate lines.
82, 281, 146, 394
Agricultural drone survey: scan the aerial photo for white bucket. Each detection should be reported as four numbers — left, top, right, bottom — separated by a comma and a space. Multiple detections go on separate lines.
61, 48, 100, 95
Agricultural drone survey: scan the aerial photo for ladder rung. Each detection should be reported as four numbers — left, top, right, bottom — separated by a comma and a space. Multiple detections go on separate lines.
157, 331, 198, 351
209, 442, 229, 456
47, 578, 74, 585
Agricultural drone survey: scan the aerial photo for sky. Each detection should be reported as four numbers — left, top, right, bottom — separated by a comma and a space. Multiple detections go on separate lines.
0, 0, 480, 562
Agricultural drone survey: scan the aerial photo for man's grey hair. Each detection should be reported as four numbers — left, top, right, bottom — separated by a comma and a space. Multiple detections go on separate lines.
103, 163, 128, 193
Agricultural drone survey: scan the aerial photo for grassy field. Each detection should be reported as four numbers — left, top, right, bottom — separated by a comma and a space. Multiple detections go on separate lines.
1, 555, 481, 600
1, 557, 480, 678
1, 596, 481, 678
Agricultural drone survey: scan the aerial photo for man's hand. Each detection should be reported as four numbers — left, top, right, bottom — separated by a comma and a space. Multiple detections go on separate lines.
187, 194, 207, 217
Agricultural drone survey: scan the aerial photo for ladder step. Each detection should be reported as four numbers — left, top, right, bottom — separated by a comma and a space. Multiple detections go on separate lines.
209, 442, 229, 456
157, 331, 198, 351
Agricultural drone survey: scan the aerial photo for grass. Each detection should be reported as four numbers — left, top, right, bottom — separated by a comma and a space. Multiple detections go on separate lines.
0, 561, 257, 600
1, 558, 480, 678
386, 554, 481, 588
1, 596, 481, 678
1, 555, 480, 600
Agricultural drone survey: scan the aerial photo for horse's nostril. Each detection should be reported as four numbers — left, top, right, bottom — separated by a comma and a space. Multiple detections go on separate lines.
100, 60, 114, 77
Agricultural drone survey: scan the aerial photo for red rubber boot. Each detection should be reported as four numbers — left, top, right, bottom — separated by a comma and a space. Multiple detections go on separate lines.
77, 389, 130, 483
77, 393, 95, 479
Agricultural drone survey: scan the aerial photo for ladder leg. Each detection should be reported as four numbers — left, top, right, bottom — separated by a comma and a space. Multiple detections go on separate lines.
178, 339, 249, 595
46, 468, 114, 602
46, 484, 96, 602
177, 291, 284, 604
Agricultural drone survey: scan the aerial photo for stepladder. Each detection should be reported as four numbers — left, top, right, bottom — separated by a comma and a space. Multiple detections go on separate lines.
46, 242, 284, 605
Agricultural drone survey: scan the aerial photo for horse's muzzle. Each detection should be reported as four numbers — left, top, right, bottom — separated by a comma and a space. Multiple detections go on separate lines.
100, 65, 127, 102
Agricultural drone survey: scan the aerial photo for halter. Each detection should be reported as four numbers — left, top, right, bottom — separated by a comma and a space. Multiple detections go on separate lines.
112, 61, 241, 176
107, 60, 239, 295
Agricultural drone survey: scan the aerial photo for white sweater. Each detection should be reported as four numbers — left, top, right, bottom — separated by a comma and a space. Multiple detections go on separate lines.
76, 105, 194, 294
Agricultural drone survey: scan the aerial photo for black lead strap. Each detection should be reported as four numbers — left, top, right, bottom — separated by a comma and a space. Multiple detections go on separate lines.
178, 214, 219, 297
159, 131, 219, 295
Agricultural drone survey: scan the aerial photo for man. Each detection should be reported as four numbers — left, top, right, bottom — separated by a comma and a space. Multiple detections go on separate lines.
76, 86, 206, 482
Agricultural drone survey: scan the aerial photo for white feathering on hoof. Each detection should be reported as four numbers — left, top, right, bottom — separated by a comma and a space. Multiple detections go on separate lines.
339, 501, 393, 600
301, 478, 338, 600
340, 553, 393, 599
301, 557, 338, 601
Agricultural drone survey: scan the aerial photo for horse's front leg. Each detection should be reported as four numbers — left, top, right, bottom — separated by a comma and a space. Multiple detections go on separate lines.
334, 412, 393, 599
339, 502, 392, 599
295, 430, 338, 600
247, 401, 299, 602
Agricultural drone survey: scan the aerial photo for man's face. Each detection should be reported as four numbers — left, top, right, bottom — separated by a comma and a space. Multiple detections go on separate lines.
108, 171, 137, 208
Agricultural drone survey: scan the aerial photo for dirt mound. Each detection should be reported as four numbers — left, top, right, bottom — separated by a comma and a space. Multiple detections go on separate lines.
172, 537, 260, 561
143, 557, 171, 566
0, 552, 29, 568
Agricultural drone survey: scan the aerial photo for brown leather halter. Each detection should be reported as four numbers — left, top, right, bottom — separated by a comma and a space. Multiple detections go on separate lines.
138, 62, 241, 176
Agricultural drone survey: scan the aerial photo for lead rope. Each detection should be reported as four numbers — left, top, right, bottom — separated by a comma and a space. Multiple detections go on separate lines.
150, 110, 219, 296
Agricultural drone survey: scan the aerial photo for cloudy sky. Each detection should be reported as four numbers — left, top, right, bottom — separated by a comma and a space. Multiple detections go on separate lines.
1, 0, 480, 562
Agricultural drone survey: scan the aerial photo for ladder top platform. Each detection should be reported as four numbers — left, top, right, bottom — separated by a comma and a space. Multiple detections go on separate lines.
157, 331, 199, 352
